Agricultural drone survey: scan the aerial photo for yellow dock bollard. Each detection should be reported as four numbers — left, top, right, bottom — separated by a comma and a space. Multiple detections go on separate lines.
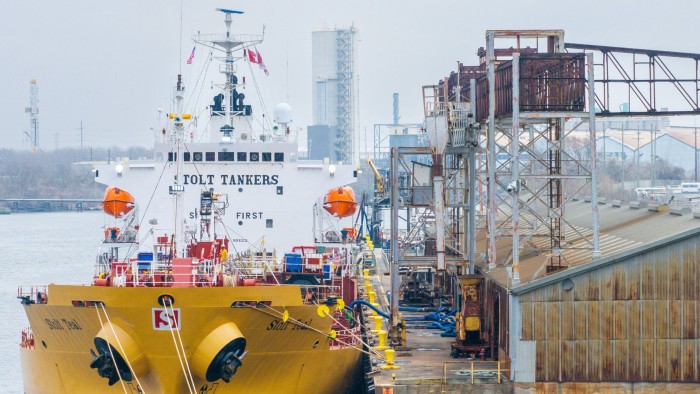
375, 330, 387, 350
380, 348, 399, 370
373, 315, 383, 332
363, 269, 369, 278
368, 291, 376, 304
371, 302, 380, 316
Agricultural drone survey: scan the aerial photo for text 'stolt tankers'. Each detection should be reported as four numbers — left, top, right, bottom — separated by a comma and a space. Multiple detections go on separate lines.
323, 186, 357, 218
102, 186, 135, 218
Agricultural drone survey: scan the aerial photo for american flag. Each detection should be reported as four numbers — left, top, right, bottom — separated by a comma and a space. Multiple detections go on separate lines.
186, 46, 196, 64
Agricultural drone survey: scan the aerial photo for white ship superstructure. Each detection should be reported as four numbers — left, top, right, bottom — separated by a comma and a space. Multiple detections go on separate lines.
95, 8, 357, 258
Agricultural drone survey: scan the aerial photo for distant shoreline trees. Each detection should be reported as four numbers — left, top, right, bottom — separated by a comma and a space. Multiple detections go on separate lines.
0, 147, 152, 199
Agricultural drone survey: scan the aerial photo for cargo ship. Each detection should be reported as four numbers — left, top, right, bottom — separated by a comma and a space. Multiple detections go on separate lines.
18, 8, 367, 393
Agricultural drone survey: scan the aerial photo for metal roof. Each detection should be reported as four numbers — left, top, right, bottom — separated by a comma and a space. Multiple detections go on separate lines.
480, 199, 700, 289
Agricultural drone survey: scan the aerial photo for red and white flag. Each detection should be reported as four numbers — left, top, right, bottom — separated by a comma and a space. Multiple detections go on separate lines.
245, 48, 269, 76
246, 48, 258, 64
186, 46, 196, 64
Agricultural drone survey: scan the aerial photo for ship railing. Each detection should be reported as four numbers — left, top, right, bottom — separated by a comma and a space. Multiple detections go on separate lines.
442, 360, 510, 384
297, 284, 342, 305
329, 325, 362, 349
17, 285, 48, 304
192, 33, 264, 48
94, 262, 110, 278
230, 257, 283, 278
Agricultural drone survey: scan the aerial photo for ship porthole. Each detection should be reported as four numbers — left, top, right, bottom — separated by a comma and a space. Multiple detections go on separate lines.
238, 221, 243, 226
238, 188, 243, 193
42, 340, 47, 348
313, 340, 319, 349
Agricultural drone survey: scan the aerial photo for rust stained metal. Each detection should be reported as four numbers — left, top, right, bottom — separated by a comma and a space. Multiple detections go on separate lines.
682, 300, 696, 339
600, 301, 614, 340
681, 340, 696, 381
613, 302, 627, 340
561, 340, 574, 381
506, 232, 700, 382
612, 340, 629, 380
573, 341, 587, 381
449, 53, 586, 123
535, 340, 546, 381
560, 301, 574, 340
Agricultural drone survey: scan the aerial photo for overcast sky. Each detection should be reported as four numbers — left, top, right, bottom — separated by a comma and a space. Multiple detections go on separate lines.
1, 0, 699, 151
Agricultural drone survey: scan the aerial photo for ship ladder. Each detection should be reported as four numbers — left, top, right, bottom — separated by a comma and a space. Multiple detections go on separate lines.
95, 304, 147, 393
163, 298, 198, 394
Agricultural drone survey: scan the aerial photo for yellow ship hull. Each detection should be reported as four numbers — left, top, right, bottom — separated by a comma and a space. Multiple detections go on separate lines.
20, 285, 364, 393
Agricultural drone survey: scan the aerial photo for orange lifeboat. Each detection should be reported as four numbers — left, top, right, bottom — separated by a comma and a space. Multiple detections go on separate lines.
102, 186, 135, 218
323, 186, 357, 218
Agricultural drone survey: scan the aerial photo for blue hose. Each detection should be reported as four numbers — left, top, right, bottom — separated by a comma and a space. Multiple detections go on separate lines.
348, 299, 390, 319
398, 306, 439, 312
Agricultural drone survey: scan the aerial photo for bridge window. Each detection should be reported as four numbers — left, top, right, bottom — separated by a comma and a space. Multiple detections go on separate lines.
183, 152, 191, 162
206, 152, 216, 161
274, 152, 284, 162
218, 152, 235, 161
168, 152, 177, 162
262, 152, 272, 162
237, 152, 247, 161
250, 152, 260, 162
266, 219, 273, 228
193, 152, 203, 162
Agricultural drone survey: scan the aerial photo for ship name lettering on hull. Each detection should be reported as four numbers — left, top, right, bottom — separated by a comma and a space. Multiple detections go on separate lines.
236, 212, 263, 219
180, 174, 279, 186
267, 318, 313, 331
44, 318, 82, 330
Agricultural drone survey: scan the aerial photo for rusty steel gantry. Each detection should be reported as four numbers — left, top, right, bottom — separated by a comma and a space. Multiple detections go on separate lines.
387, 29, 700, 339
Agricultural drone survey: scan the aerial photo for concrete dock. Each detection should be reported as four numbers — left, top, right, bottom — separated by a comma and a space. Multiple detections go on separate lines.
362, 249, 511, 394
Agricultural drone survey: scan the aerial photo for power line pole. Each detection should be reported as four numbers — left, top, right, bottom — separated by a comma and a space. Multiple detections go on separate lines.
636, 126, 641, 189
25, 79, 39, 151
602, 128, 606, 178
651, 122, 657, 187
621, 128, 625, 189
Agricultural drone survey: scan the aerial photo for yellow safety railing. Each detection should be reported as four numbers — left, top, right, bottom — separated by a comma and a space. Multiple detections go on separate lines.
442, 360, 509, 384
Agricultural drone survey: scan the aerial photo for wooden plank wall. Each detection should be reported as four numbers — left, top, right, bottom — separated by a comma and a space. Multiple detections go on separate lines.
518, 235, 700, 382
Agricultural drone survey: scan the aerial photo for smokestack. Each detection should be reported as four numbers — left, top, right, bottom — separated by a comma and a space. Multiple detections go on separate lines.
393, 93, 399, 125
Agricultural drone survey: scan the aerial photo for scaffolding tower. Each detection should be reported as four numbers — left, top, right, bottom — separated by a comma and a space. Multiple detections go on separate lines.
335, 27, 356, 164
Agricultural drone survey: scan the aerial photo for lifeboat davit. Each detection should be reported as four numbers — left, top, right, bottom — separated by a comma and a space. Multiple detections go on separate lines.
102, 186, 135, 218
323, 186, 357, 218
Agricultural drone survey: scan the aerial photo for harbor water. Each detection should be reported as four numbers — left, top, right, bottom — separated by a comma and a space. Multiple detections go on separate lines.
0, 211, 102, 394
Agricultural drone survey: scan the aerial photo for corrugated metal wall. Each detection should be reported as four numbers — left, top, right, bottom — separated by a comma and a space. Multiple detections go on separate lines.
483, 277, 511, 366
518, 235, 700, 382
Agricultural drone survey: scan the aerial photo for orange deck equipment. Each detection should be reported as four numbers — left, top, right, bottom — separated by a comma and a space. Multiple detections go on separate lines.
323, 186, 357, 218
102, 186, 135, 218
